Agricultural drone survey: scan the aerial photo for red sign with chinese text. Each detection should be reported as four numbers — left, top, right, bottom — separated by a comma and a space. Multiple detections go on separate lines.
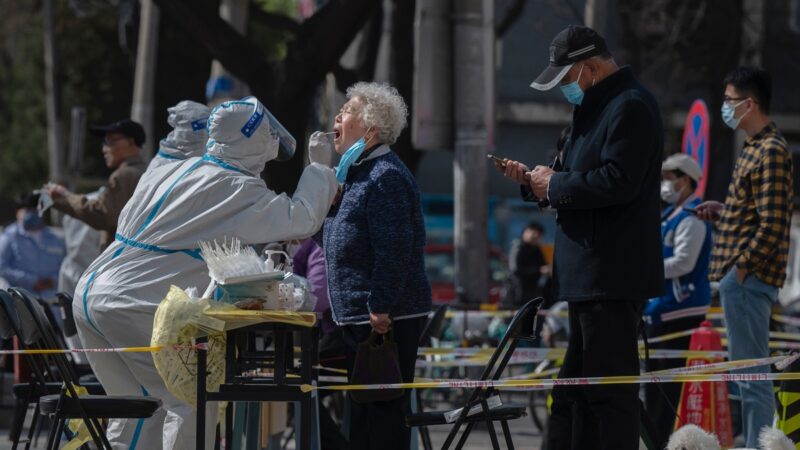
674, 321, 733, 446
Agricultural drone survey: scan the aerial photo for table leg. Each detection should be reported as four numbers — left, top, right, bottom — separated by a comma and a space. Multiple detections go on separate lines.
197, 338, 207, 450
225, 401, 233, 450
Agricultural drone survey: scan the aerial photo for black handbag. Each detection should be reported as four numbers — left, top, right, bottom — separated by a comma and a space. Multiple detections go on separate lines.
349, 330, 405, 403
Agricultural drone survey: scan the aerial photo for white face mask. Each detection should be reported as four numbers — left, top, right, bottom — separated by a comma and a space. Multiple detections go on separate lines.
660, 180, 680, 204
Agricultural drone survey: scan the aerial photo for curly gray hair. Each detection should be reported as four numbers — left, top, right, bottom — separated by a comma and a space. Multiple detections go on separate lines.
346, 82, 408, 145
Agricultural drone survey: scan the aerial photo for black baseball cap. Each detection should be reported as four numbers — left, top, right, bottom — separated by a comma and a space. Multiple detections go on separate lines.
89, 119, 146, 146
14, 190, 40, 209
530, 25, 608, 91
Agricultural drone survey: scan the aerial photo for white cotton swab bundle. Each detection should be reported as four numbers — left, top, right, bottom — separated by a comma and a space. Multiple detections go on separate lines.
198, 238, 266, 299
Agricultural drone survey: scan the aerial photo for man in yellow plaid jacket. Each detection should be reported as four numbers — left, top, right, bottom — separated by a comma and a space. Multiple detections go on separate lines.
696, 66, 793, 448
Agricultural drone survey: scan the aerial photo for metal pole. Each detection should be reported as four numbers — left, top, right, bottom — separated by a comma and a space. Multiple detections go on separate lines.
131, 0, 160, 161
583, 0, 608, 36
453, 0, 494, 306
43, 0, 64, 184
67, 106, 87, 191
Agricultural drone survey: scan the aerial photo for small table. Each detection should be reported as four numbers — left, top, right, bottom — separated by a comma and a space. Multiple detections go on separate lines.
195, 311, 319, 450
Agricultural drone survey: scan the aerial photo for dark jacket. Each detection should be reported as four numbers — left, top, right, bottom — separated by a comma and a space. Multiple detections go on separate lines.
320, 149, 432, 324
525, 67, 664, 302
53, 155, 146, 249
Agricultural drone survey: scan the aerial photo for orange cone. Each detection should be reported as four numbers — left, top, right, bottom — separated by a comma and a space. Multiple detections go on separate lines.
674, 320, 734, 447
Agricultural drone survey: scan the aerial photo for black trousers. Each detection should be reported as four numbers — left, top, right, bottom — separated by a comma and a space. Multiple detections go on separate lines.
643, 315, 704, 450
546, 299, 644, 450
342, 317, 425, 450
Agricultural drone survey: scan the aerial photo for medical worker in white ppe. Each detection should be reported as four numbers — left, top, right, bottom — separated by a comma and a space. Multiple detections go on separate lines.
147, 100, 211, 171
73, 96, 337, 450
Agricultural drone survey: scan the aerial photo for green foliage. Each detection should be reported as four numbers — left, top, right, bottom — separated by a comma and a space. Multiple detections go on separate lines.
0, 4, 48, 207
0, 2, 134, 222
250, 0, 297, 62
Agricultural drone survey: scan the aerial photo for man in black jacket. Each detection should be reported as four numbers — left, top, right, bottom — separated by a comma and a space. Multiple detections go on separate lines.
497, 26, 664, 449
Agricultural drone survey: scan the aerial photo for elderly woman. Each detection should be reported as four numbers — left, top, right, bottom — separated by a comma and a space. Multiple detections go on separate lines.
317, 82, 431, 449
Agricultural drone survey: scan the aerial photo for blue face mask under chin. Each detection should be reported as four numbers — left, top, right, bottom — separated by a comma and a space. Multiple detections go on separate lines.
335, 136, 368, 184
560, 64, 586, 106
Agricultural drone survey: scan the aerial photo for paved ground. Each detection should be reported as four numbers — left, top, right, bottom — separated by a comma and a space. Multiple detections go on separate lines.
0, 405, 545, 450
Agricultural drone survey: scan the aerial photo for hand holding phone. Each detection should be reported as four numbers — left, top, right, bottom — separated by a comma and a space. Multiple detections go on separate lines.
489, 154, 532, 183
487, 154, 508, 168
693, 201, 723, 222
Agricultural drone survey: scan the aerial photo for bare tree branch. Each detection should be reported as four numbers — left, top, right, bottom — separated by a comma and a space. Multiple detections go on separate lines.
152, 0, 277, 102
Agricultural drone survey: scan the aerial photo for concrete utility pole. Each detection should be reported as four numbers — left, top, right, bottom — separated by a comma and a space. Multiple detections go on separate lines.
584, 0, 608, 36
206, 0, 250, 105
131, 0, 160, 161
43, 0, 64, 184
453, 0, 494, 305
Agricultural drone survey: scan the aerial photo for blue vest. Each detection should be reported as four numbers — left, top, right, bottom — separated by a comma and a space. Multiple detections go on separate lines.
645, 197, 712, 324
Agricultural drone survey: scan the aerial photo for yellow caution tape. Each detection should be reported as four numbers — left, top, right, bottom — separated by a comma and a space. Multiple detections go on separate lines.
62, 385, 91, 450
300, 371, 800, 394
650, 354, 797, 376
417, 346, 729, 365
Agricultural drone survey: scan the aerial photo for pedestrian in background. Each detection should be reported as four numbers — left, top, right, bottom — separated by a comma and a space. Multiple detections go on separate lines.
644, 153, 711, 449
509, 221, 548, 306
696, 66, 793, 448
46, 119, 147, 250
0, 191, 65, 319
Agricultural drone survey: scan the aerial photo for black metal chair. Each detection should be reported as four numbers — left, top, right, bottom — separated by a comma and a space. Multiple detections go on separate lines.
415, 304, 448, 450
0, 289, 62, 450
9, 287, 161, 450
406, 298, 544, 450
1, 289, 109, 450
54, 292, 95, 380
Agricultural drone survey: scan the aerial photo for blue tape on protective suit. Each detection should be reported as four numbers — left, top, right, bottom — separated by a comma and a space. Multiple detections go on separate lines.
191, 118, 206, 131
115, 234, 204, 260
202, 154, 244, 174
240, 105, 264, 138
82, 148, 243, 336
157, 150, 182, 160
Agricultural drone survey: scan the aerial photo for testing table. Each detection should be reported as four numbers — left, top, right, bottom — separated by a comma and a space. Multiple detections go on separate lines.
195, 317, 319, 450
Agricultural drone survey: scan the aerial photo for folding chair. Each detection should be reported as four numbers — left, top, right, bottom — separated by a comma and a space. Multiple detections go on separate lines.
54, 293, 93, 375
9, 288, 161, 450
0, 289, 63, 450
415, 304, 448, 450
406, 298, 544, 450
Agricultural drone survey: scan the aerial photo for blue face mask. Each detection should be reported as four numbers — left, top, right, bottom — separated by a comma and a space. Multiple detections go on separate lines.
560, 64, 586, 106
335, 135, 367, 184
21, 210, 44, 231
721, 100, 748, 130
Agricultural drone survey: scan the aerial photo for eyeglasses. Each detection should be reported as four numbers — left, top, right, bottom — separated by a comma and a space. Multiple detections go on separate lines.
338, 106, 360, 116
722, 96, 749, 106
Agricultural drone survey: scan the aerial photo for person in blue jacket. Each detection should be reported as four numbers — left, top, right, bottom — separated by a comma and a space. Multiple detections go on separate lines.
316, 81, 431, 450
0, 191, 65, 309
644, 153, 712, 449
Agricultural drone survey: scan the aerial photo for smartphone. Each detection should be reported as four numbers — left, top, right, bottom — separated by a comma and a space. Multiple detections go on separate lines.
487, 154, 507, 167
684, 206, 720, 220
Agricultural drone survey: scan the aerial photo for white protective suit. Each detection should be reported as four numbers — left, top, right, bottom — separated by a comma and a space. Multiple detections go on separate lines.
147, 100, 211, 171
73, 96, 337, 450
